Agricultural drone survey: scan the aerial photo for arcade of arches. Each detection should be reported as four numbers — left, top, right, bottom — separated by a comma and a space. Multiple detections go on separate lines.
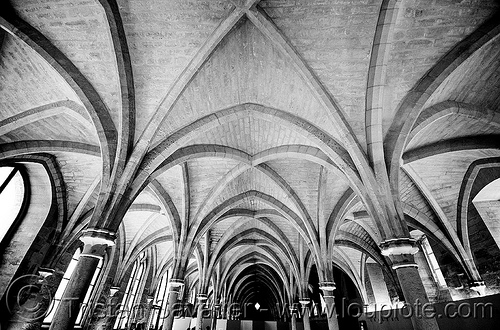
1, 1, 500, 330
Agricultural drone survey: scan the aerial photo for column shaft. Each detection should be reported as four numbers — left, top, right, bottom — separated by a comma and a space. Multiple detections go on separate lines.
195, 293, 208, 330
48, 229, 114, 330
395, 266, 439, 330
196, 303, 204, 330
48, 255, 100, 330
322, 295, 339, 330
291, 313, 297, 330
380, 239, 440, 330
299, 297, 311, 330
210, 305, 218, 330
162, 286, 181, 330
302, 307, 311, 330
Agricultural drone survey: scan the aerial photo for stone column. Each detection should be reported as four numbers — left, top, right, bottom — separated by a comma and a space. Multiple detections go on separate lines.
319, 282, 339, 330
210, 303, 219, 330
162, 279, 184, 330
49, 229, 115, 330
195, 293, 207, 330
299, 298, 311, 330
104, 286, 121, 330
290, 308, 297, 330
380, 238, 439, 330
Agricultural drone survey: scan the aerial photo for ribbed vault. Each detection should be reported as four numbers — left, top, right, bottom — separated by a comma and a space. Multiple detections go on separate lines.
1, 0, 500, 328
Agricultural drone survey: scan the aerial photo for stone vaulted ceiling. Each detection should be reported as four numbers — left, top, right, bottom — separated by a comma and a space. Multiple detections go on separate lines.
1, 0, 500, 308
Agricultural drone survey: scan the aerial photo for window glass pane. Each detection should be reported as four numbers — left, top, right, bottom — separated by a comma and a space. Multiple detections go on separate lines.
126, 263, 144, 316
155, 274, 166, 303
159, 270, 171, 321
0, 166, 13, 183
65, 258, 79, 277
0, 170, 25, 242
421, 236, 447, 287
319, 294, 326, 315
115, 261, 141, 329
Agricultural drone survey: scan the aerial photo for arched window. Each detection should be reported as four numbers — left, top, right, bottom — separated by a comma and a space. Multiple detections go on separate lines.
473, 178, 500, 251
411, 230, 447, 287
157, 269, 171, 323
474, 178, 500, 202
191, 286, 197, 305
319, 293, 326, 316
147, 268, 171, 330
43, 248, 104, 325
0, 165, 26, 243
114, 252, 147, 330
420, 235, 447, 287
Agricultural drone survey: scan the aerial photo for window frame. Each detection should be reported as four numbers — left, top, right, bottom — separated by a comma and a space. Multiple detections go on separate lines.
147, 269, 170, 330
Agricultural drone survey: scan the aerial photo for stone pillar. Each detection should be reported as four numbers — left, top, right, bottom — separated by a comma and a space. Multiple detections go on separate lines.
196, 293, 207, 330
380, 238, 439, 330
299, 298, 311, 330
365, 262, 392, 307
104, 286, 121, 330
319, 282, 339, 330
49, 229, 115, 330
162, 279, 184, 330
210, 303, 219, 330
290, 309, 297, 330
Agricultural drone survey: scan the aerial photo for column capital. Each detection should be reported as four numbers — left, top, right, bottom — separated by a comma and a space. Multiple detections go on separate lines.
109, 286, 120, 296
38, 267, 55, 278
299, 297, 310, 305
168, 278, 185, 292
391, 259, 419, 270
380, 238, 418, 256
197, 293, 208, 301
80, 228, 116, 258
80, 228, 116, 246
386, 252, 419, 270
168, 278, 185, 287
318, 281, 336, 293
